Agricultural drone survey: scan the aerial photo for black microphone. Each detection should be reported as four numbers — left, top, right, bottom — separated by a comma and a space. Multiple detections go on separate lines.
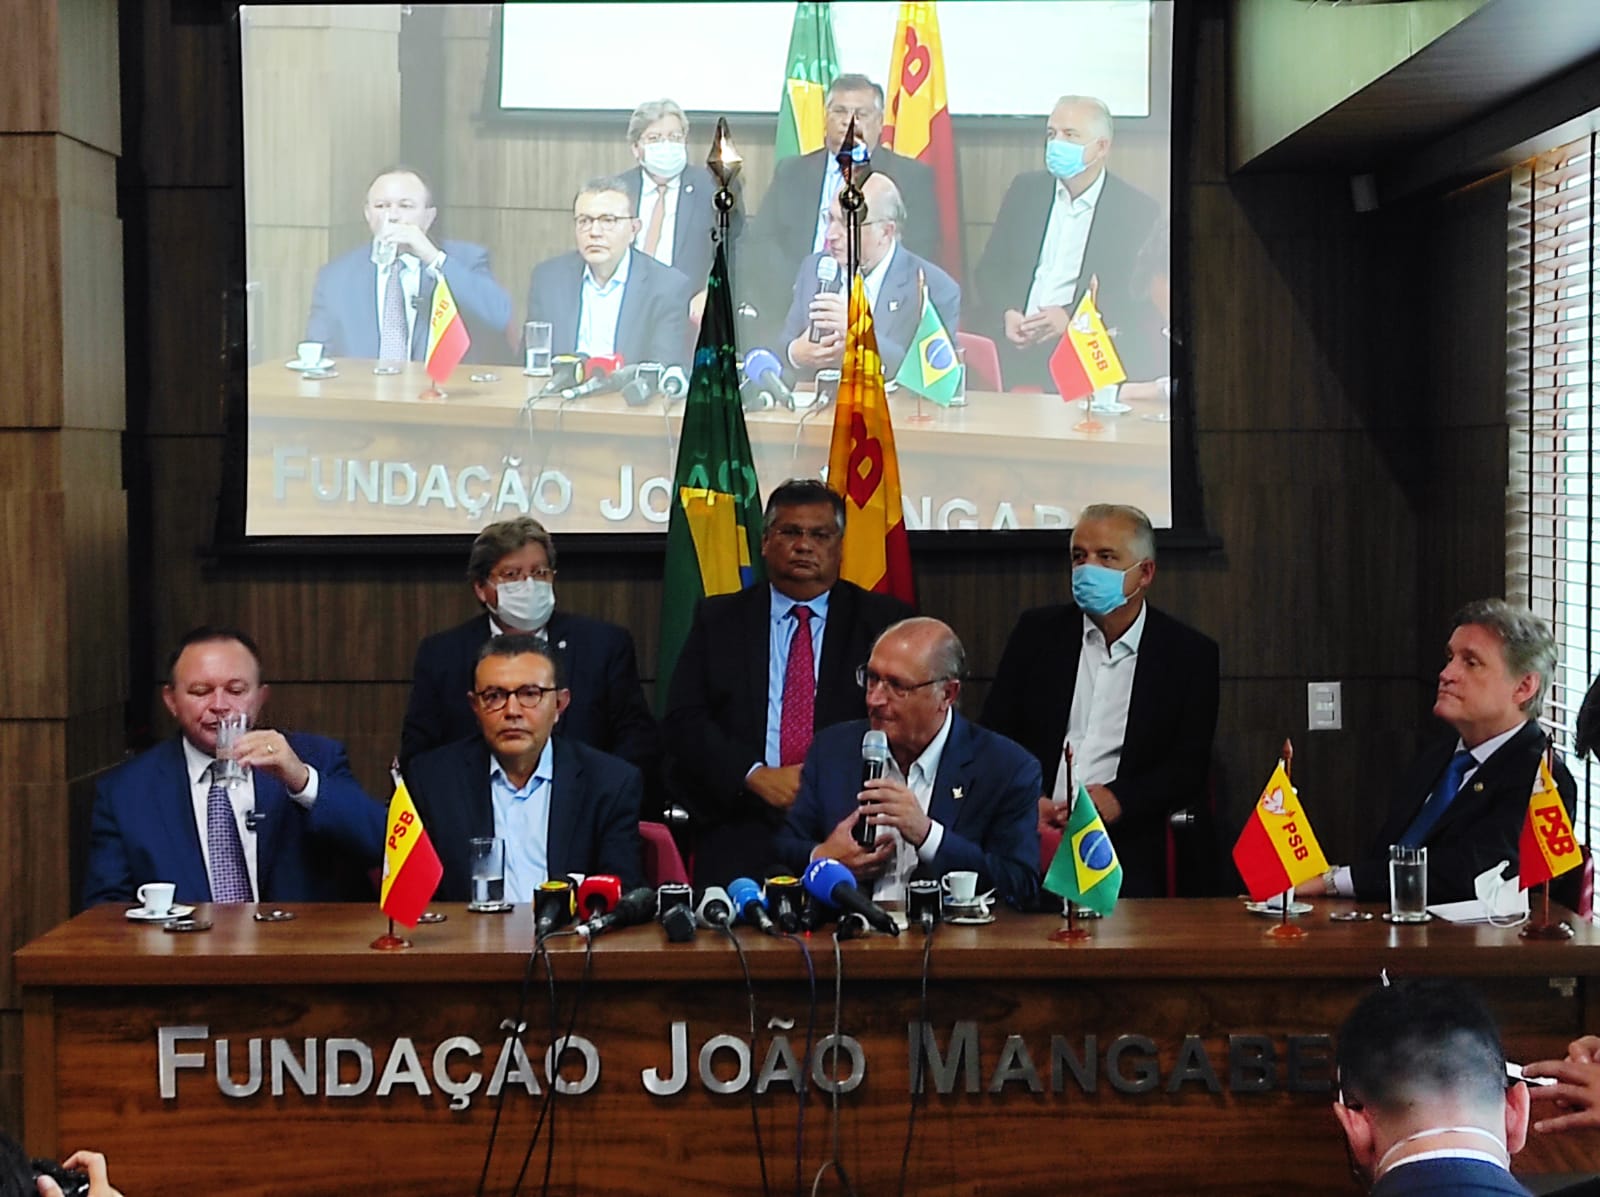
661, 904, 697, 942
534, 879, 574, 942
741, 376, 774, 412
742, 347, 797, 410
802, 858, 900, 937
576, 886, 657, 939
854, 729, 890, 848
728, 876, 778, 935
809, 256, 841, 342
696, 885, 734, 929
540, 353, 589, 395
559, 363, 624, 401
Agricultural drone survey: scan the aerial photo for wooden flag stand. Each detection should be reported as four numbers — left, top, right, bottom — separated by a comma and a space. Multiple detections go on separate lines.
1521, 737, 1575, 940
1266, 738, 1309, 940
370, 917, 411, 951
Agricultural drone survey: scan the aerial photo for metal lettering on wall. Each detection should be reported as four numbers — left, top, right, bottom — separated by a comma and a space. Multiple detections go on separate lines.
156, 1022, 1333, 1111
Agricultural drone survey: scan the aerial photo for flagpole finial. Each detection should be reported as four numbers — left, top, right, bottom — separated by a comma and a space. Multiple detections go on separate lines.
707, 117, 743, 233
1281, 738, 1294, 779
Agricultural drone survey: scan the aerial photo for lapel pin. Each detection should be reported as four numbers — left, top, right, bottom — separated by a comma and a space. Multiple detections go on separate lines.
888, 299, 902, 312
952, 786, 964, 801
1473, 782, 1484, 792
558, 639, 568, 650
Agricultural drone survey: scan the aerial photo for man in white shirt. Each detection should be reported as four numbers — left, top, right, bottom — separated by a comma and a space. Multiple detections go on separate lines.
983, 503, 1218, 898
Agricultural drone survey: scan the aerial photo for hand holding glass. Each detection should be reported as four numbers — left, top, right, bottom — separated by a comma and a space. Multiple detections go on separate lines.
215, 712, 250, 788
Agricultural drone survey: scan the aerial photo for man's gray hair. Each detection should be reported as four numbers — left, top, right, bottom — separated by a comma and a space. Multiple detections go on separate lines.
826, 73, 885, 110
879, 617, 966, 682
1052, 94, 1114, 142
627, 99, 687, 145
1077, 503, 1156, 562
467, 517, 556, 584
1453, 598, 1558, 717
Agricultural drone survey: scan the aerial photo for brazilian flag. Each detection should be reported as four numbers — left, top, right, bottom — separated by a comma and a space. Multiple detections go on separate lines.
775, 2, 840, 160
655, 241, 764, 713
1043, 781, 1123, 916
891, 278, 962, 405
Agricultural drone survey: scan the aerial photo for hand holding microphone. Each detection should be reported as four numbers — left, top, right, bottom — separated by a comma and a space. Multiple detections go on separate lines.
808, 257, 842, 343
854, 730, 889, 848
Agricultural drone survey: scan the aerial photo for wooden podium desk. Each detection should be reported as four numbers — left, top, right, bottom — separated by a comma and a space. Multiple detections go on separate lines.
17, 899, 1600, 1195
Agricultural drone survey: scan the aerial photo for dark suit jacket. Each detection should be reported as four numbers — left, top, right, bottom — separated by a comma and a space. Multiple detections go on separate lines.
779, 246, 960, 379
971, 170, 1162, 389
304, 239, 514, 363
981, 602, 1219, 899
399, 611, 659, 775
777, 715, 1042, 908
82, 734, 386, 907
1351, 720, 1578, 905
525, 248, 694, 371
621, 164, 738, 295
405, 735, 644, 899
1370, 1157, 1532, 1197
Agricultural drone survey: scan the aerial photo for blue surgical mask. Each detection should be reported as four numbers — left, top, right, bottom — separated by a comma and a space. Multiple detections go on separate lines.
641, 142, 687, 181
1045, 139, 1089, 181
1072, 562, 1139, 617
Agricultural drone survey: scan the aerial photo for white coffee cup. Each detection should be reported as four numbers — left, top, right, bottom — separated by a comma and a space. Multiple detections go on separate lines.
296, 340, 324, 367
138, 882, 176, 916
941, 871, 979, 904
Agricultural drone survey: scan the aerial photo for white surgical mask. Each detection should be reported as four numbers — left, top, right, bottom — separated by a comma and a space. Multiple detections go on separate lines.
494, 578, 555, 632
642, 142, 688, 181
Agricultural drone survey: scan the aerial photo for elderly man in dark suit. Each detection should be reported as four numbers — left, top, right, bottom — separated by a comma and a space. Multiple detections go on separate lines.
526, 175, 695, 371
983, 503, 1218, 899
406, 634, 644, 902
972, 96, 1162, 390
83, 627, 385, 907
664, 479, 912, 888
304, 166, 514, 364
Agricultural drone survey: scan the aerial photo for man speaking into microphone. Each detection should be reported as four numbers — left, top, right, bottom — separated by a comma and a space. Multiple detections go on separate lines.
777, 618, 1040, 907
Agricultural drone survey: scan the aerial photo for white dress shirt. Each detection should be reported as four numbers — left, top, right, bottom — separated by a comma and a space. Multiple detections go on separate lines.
489, 736, 556, 903
372, 253, 426, 347
1054, 604, 1146, 803
863, 242, 898, 314
812, 154, 846, 252
181, 737, 320, 900
634, 174, 682, 268
1025, 170, 1107, 316
577, 251, 632, 358
872, 708, 952, 902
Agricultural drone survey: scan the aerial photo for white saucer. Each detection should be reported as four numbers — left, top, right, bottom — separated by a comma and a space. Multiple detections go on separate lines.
946, 912, 996, 926
1245, 900, 1312, 917
943, 901, 992, 919
126, 903, 195, 922
285, 358, 334, 371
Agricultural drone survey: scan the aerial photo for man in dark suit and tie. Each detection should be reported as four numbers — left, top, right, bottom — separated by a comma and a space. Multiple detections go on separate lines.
1334, 978, 1533, 1196
406, 634, 644, 901
1300, 600, 1576, 905
304, 166, 514, 364
780, 173, 959, 381
526, 176, 695, 371
983, 503, 1218, 899
400, 517, 657, 779
664, 479, 912, 888
971, 95, 1162, 390
777, 617, 1041, 908
82, 627, 385, 907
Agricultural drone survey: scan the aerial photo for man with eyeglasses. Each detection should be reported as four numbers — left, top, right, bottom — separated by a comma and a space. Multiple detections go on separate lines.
779, 172, 959, 381
304, 165, 514, 364
525, 175, 695, 371
664, 479, 912, 888
1333, 978, 1532, 1195
982, 503, 1218, 899
776, 617, 1041, 907
406, 634, 644, 901
400, 518, 657, 780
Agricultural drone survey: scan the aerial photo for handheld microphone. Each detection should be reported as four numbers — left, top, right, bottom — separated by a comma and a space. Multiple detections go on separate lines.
742, 347, 797, 410
854, 729, 890, 848
809, 256, 841, 343
534, 879, 574, 942
659, 365, 689, 399
802, 858, 900, 937
696, 885, 734, 929
728, 877, 778, 935
577, 874, 623, 919
576, 886, 657, 939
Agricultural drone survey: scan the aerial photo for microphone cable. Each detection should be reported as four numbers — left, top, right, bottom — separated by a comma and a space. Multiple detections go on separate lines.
810, 931, 859, 1197
896, 923, 936, 1197
716, 922, 772, 1197
474, 937, 547, 1197
780, 930, 819, 1197
790, 387, 834, 468
507, 929, 594, 1197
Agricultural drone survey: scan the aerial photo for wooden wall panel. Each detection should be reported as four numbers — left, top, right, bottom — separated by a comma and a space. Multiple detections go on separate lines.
0, 143, 68, 427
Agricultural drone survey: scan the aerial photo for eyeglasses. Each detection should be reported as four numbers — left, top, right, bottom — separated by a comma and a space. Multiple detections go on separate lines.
574, 214, 631, 232
490, 566, 555, 584
639, 132, 687, 145
769, 523, 839, 544
473, 684, 556, 711
856, 666, 948, 699
827, 105, 879, 122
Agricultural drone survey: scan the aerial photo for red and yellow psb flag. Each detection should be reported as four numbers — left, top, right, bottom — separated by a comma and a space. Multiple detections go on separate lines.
425, 273, 470, 384
1231, 760, 1330, 902
1048, 287, 1127, 402
826, 275, 915, 605
1519, 759, 1581, 890
380, 776, 443, 927
882, 2, 962, 277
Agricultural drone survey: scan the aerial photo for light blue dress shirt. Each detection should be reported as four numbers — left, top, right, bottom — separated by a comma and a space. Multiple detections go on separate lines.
762, 585, 832, 768
577, 249, 632, 357
489, 736, 555, 903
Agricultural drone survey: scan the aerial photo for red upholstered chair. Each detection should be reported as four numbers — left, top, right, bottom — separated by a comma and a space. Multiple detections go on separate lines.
640, 820, 690, 887
1040, 824, 1063, 877
956, 332, 1003, 392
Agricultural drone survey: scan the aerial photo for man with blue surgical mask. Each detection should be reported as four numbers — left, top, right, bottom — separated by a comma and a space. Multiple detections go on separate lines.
400, 518, 659, 788
982, 503, 1218, 898
972, 95, 1163, 391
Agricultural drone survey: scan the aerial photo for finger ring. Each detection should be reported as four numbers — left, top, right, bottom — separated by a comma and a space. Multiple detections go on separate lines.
267, 745, 276, 754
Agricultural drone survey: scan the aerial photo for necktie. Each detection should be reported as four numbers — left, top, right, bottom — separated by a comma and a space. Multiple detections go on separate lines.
779, 605, 816, 766
206, 762, 254, 902
642, 182, 669, 257
1400, 749, 1476, 848
378, 262, 408, 361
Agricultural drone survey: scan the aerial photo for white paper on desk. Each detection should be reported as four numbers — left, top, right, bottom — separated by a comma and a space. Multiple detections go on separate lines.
1427, 860, 1529, 923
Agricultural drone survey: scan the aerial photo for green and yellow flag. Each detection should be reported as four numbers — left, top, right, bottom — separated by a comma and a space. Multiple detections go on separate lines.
776, 2, 840, 160
891, 272, 961, 405
655, 241, 764, 711
1044, 781, 1123, 916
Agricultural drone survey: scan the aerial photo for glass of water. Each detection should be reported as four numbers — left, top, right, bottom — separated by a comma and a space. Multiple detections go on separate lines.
524, 321, 553, 376
468, 836, 509, 912
1387, 845, 1429, 923
215, 711, 250, 788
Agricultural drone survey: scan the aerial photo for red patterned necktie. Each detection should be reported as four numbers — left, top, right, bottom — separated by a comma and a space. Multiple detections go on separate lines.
779, 605, 816, 766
